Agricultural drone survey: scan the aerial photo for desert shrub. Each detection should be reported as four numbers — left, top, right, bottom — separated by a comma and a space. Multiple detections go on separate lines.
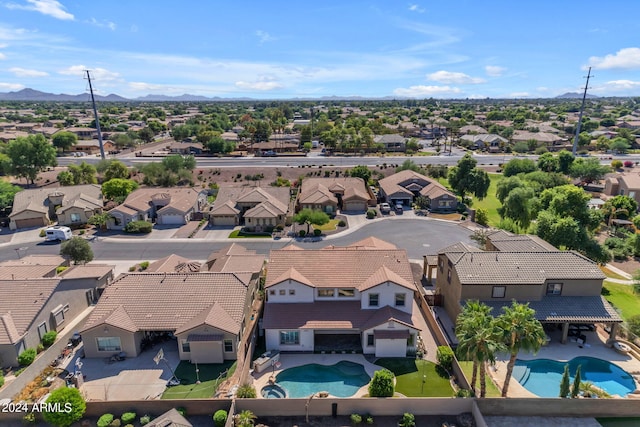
365, 415, 374, 424
139, 415, 151, 426
56, 266, 68, 274
298, 229, 306, 237
41, 387, 86, 427
313, 229, 322, 237
37, 343, 45, 354
121, 412, 136, 424
612, 160, 623, 169
18, 348, 36, 366
398, 413, 416, 427
39, 229, 46, 238
213, 410, 228, 427
624, 160, 634, 168
97, 414, 114, 427
0, 373, 4, 388
475, 208, 488, 226
436, 346, 454, 372
368, 369, 395, 397
338, 220, 346, 227
366, 209, 376, 219
176, 407, 187, 417
350, 413, 362, 424
236, 383, 257, 398
456, 388, 474, 397
628, 315, 640, 337
110, 419, 121, 427
41, 331, 57, 347
124, 220, 152, 234
139, 261, 149, 271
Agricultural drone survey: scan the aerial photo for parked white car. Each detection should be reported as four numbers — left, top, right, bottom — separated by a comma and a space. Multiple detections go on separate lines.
379, 203, 391, 214
44, 226, 73, 241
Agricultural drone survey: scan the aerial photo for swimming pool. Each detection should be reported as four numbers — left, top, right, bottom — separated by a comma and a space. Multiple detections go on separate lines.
275, 361, 371, 398
514, 356, 637, 397
261, 384, 287, 399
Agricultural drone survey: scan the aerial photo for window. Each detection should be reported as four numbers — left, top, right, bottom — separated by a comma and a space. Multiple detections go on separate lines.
279, 331, 300, 345
269, 290, 275, 296
37, 322, 48, 340
53, 309, 65, 326
181, 339, 190, 353
438, 258, 444, 272
547, 283, 562, 296
395, 293, 406, 307
96, 337, 121, 352
369, 293, 379, 307
367, 334, 374, 346
317, 289, 334, 298
224, 339, 233, 352
70, 213, 81, 223
279, 289, 286, 295
338, 288, 354, 297
492, 286, 506, 298
447, 269, 451, 284
289, 289, 295, 295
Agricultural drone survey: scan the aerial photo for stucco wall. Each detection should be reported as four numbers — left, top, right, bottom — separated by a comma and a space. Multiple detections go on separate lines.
265, 328, 314, 352
81, 326, 143, 359
360, 282, 412, 315
266, 280, 314, 303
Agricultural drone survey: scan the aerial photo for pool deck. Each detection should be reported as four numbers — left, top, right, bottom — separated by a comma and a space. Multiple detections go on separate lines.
489, 326, 640, 398
251, 353, 382, 398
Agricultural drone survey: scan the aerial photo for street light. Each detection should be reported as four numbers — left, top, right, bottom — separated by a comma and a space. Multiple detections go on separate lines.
195, 361, 200, 384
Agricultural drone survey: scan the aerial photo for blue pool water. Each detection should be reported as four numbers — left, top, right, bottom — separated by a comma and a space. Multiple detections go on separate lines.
261, 384, 287, 398
275, 361, 371, 398
514, 356, 637, 397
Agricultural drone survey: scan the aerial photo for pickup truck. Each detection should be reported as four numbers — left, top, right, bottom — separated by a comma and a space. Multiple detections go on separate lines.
379, 203, 391, 214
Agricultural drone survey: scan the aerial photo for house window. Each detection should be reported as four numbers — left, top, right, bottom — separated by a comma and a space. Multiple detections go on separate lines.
280, 331, 300, 345
37, 322, 48, 340
438, 258, 444, 272
224, 339, 233, 352
369, 293, 379, 307
181, 339, 190, 353
96, 337, 121, 352
317, 289, 334, 298
269, 290, 275, 296
338, 288, 354, 297
53, 309, 65, 326
447, 269, 451, 284
70, 213, 81, 223
289, 289, 295, 295
395, 293, 406, 307
492, 286, 506, 298
279, 289, 286, 295
367, 334, 374, 346
547, 283, 562, 296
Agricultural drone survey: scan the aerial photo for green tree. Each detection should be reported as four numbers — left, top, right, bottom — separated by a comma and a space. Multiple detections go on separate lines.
42, 387, 86, 427
57, 171, 74, 186
103, 160, 130, 180
557, 150, 575, 175
60, 237, 94, 265
571, 365, 582, 398
448, 154, 490, 200
6, 134, 57, 185
102, 178, 139, 202
474, 208, 489, 226
559, 364, 570, 398
496, 176, 525, 204
569, 158, 610, 183
138, 127, 155, 143
293, 208, 330, 234
396, 159, 421, 173
603, 195, 637, 222
496, 301, 546, 397
67, 162, 97, 185
502, 158, 537, 177
500, 186, 538, 231
609, 137, 630, 154
162, 154, 195, 173
368, 369, 395, 397
0, 180, 21, 210
536, 152, 559, 173
51, 131, 78, 152
87, 212, 112, 231
455, 301, 494, 394
349, 165, 372, 183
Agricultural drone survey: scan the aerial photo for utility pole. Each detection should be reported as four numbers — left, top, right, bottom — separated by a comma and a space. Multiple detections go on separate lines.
85, 70, 106, 160
572, 67, 592, 156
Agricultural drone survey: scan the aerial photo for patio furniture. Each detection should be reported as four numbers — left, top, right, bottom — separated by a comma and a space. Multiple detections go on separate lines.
613, 341, 631, 355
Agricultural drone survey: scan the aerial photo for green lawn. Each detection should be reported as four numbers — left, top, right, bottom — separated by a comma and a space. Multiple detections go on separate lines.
599, 265, 630, 281
228, 229, 272, 238
375, 358, 454, 397
438, 173, 503, 226
161, 360, 236, 399
597, 418, 640, 427
458, 361, 501, 397
602, 280, 640, 321
314, 219, 340, 231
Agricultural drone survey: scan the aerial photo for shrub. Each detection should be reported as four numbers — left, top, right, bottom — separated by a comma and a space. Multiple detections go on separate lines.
624, 160, 634, 168
139, 415, 151, 426
313, 228, 322, 237
0, 373, 4, 388
236, 383, 257, 398
139, 261, 149, 271
456, 388, 474, 398
298, 229, 306, 237
124, 220, 153, 234
475, 208, 489, 226
213, 410, 228, 427
368, 369, 395, 397
436, 346, 454, 372
18, 348, 36, 366
398, 413, 416, 427
628, 315, 640, 337
176, 407, 187, 417
338, 220, 346, 227
56, 266, 68, 274
41, 331, 58, 347
40, 387, 86, 427
121, 412, 136, 424
97, 414, 114, 427
612, 160, 623, 169
365, 415, 374, 424
110, 419, 121, 427
23, 412, 36, 423
350, 413, 362, 425
366, 209, 376, 219
39, 229, 46, 238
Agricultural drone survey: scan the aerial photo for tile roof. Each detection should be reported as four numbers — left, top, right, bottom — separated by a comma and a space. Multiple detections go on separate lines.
360, 266, 415, 291
205, 244, 265, 274
344, 236, 398, 250
212, 185, 290, 215
0, 265, 57, 279
266, 245, 413, 289
486, 230, 558, 252
146, 254, 195, 273
116, 187, 201, 215
299, 178, 370, 204
243, 199, 287, 218
0, 278, 61, 344
175, 302, 239, 335
81, 272, 249, 334
378, 170, 454, 201
209, 200, 240, 215
59, 264, 114, 280
483, 296, 622, 323
10, 184, 102, 218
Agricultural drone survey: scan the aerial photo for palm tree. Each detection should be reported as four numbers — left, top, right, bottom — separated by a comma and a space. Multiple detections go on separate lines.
234, 410, 257, 427
455, 300, 501, 396
496, 301, 546, 397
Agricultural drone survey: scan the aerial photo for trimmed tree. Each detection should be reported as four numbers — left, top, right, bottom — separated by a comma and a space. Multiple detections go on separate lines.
293, 208, 330, 234
368, 369, 395, 397
571, 365, 582, 398
42, 387, 86, 427
60, 237, 94, 265
559, 364, 570, 398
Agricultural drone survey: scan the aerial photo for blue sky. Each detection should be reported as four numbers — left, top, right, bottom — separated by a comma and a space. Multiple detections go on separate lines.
0, 0, 639, 99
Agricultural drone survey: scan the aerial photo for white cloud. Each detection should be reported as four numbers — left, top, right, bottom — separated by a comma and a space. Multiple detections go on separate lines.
255, 30, 275, 44
0, 53, 5, 60
235, 78, 284, 91
58, 65, 120, 81
393, 85, 461, 97
9, 67, 48, 77
601, 80, 640, 91
0, 82, 24, 90
427, 70, 485, 84
509, 92, 530, 98
588, 47, 640, 70
408, 4, 425, 13
5, 0, 74, 20
485, 65, 506, 77
87, 18, 116, 31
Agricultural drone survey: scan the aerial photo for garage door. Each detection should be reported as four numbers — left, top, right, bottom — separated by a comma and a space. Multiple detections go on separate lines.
160, 214, 185, 225
212, 216, 236, 226
344, 201, 366, 211
190, 341, 223, 364
15, 217, 47, 229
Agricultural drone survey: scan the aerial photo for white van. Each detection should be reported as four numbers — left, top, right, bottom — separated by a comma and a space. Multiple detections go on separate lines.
44, 226, 73, 241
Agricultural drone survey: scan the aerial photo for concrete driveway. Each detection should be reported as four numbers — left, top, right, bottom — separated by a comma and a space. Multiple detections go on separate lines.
68, 345, 180, 401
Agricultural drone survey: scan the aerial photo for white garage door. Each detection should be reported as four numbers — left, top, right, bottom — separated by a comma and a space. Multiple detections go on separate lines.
344, 201, 366, 211
212, 216, 236, 226
161, 214, 185, 225
375, 339, 406, 358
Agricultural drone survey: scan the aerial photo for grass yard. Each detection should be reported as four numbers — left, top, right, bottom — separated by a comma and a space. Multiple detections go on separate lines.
375, 358, 454, 397
314, 219, 340, 231
161, 360, 236, 399
602, 280, 640, 321
458, 361, 501, 397
228, 229, 272, 238
599, 265, 630, 281
438, 173, 503, 226
597, 418, 640, 427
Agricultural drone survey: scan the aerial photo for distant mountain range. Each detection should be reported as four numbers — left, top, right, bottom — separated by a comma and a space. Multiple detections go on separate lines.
0, 87, 603, 102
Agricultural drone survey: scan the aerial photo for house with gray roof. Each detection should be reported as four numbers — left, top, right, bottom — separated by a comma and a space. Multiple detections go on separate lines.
208, 185, 291, 229
297, 177, 374, 213
378, 170, 457, 212
432, 234, 622, 343
263, 238, 420, 357
374, 134, 406, 152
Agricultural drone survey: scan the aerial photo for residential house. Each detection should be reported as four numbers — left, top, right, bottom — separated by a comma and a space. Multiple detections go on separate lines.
108, 187, 207, 230
374, 134, 406, 152
263, 238, 420, 357
69, 140, 115, 155
604, 172, 640, 207
431, 233, 622, 344
378, 170, 457, 212
204, 243, 266, 275
460, 134, 507, 152
0, 255, 68, 280
511, 131, 565, 150
80, 272, 256, 363
145, 254, 202, 273
208, 185, 291, 229
65, 127, 98, 140
168, 141, 204, 155
9, 184, 102, 230
297, 177, 373, 214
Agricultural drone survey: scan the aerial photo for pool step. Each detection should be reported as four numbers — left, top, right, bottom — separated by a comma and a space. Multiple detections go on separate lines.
512, 365, 531, 384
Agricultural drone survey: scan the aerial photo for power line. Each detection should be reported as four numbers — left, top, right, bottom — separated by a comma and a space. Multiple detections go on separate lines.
572, 67, 592, 156
84, 70, 106, 160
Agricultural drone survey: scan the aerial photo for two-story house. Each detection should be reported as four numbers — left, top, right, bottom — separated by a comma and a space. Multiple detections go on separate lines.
262, 237, 420, 358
